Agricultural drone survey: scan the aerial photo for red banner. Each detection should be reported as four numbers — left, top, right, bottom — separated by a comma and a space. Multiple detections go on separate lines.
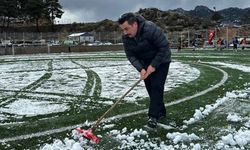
208, 30, 215, 45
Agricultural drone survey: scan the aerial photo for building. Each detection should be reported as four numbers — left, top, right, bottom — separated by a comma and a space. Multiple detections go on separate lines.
68, 32, 95, 44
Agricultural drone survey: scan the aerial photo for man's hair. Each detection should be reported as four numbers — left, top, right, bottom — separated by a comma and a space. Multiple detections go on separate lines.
118, 12, 137, 25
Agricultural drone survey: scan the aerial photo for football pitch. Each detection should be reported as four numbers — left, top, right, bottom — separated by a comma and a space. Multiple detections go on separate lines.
0, 50, 250, 149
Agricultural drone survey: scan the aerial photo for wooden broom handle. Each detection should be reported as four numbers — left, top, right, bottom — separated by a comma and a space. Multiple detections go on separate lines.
91, 79, 142, 129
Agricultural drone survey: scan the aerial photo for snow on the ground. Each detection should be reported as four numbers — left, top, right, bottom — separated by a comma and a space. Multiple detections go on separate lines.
0, 60, 48, 72
88, 61, 200, 101
204, 61, 250, 73
0, 91, 15, 99
35, 68, 87, 95
166, 132, 200, 144
226, 113, 242, 122
0, 52, 124, 62
215, 128, 250, 149
0, 71, 46, 90
0, 114, 7, 121
245, 120, 250, 128
0, 57, 199, 99
35, 69, 250, 149
0, 55, 200, 130
2, 53, 250, 149
183, 89, 248, 125
52, 60, 79, 70
23, 93, 77, 101
40, 127, 203, 150
183, 84, 250, 149
0, 99, 69, 117
0, 61, 48, 90
102, 124, 115, 129
0, 59, 199, 98
41, 139, 84, 150
41, 125, 177, 150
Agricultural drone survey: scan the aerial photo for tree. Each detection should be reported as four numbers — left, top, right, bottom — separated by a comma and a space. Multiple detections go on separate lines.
0, 0, 18, 28
8, 0, 19, 26
44, 0, 63, 31
0, 0, 8, 29
211, 7, 223, 24
25, 0, 45, 32
211, 12, 223, 23
17, 0, 29, 21
241, 9, 250, 24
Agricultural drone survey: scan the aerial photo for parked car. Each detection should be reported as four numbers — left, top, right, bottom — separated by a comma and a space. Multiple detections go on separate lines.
0, 40, 12, 47
63, 40, 78, 46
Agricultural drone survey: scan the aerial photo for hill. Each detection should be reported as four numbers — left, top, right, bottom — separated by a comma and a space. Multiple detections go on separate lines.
173, 6, 250, 24
2, 6, 250, 33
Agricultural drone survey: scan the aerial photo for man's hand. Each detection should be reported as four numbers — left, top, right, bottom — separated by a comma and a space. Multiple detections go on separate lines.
146, 65, 155, 76
140, 65, 155, 80
140, 69, 147, 80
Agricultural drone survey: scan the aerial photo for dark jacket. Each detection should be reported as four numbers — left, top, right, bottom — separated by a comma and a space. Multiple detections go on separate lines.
122, 15, 171, 72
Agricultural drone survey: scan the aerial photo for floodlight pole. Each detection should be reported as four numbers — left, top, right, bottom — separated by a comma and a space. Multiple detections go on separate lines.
227, 27, 229, 49
12, 44, 15, 55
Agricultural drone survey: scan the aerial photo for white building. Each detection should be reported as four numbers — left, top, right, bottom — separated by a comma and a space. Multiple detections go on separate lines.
68, 32, 95, 43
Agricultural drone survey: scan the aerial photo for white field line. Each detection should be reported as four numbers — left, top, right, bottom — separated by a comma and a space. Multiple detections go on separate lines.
89, 76, 96, 96
0, 63, 228, 143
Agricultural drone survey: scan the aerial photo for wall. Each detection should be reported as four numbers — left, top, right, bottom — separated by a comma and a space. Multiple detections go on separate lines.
0, 45, 124, 55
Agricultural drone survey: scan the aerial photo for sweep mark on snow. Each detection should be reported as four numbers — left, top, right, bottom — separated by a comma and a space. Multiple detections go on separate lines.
71, 60, 102, 97
0, 60, 53, 107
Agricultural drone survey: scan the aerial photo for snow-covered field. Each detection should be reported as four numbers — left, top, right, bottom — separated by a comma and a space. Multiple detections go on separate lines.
0, 51, 250, 149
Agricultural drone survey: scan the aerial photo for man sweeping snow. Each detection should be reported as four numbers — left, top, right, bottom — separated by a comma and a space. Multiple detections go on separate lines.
118, 12, 171, 128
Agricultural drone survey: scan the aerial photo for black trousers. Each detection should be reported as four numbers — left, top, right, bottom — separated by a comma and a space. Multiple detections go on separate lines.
144, 62, 170, 119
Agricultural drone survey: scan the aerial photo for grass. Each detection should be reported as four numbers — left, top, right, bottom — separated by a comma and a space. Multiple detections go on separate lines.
0, 50, 250, 149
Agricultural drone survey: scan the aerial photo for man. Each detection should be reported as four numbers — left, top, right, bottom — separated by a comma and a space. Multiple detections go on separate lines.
118, 13, 171, 128
233, 37, 239, 51
240, 37, 246, 50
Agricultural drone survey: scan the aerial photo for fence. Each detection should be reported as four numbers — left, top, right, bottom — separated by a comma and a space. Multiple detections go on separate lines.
0, 31, 123, 46
1, 26, 250, 55
167, 26, 250, 49
0, 44, 124, 55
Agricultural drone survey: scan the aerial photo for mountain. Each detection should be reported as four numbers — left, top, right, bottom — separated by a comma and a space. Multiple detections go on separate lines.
219, 7, 250, 23
3, 6, 250, 33
137, 7, 213, 32
188, 5, 214, 19
173, 6, 250, 24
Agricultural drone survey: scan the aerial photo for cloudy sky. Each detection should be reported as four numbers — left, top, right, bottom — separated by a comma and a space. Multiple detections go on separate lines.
57, 0, 250, 24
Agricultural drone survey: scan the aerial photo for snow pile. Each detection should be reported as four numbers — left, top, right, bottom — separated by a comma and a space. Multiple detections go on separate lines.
184, 96, 228, 125
111, 128, 202, 150
111, 128, 150, 149
166, 132, 200, 144
204, 61, 250, 73
215, 128, 250, 149
226, 113, 242, 122
184, 91, 247, 125
41, 138, 84, 150
245, 120, 250, 128
40, 130, 94, 150
102, 124, 115, 129
38, 127, 203, 149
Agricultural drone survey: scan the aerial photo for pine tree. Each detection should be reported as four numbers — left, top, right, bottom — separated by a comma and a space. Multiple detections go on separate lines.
44, 0, 63, 31
25, 0, 45, 32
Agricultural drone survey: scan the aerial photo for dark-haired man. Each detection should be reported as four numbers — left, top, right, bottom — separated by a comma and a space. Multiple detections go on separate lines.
118, 13, 171, 128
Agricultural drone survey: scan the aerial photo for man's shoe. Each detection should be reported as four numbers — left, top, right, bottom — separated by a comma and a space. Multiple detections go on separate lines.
147, 117, 157, 128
